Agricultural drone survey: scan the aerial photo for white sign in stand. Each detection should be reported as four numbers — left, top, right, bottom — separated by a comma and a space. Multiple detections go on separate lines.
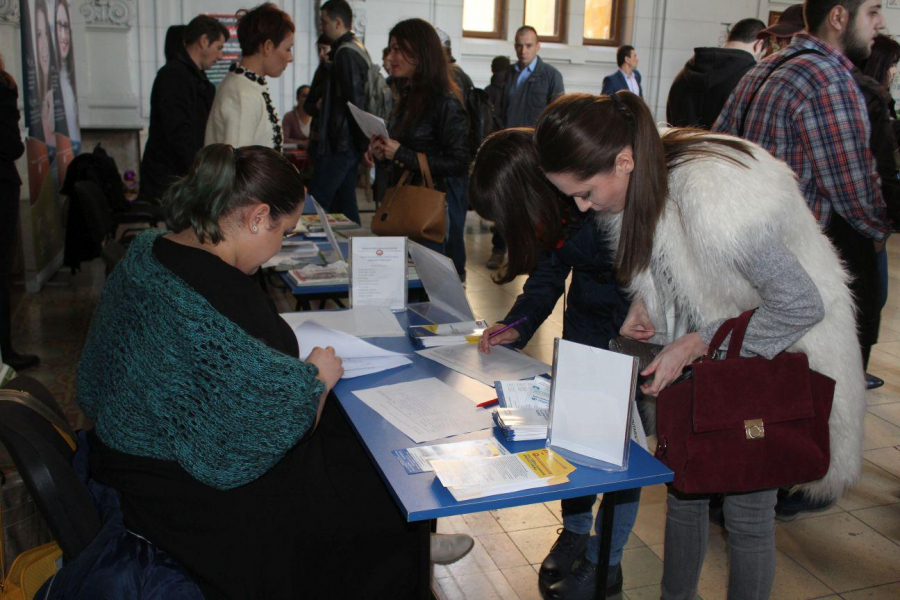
350, 236, 408, 311
408, 241, 475, 322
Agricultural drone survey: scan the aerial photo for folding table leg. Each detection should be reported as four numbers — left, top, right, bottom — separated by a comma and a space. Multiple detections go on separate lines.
595, 490, 619, 600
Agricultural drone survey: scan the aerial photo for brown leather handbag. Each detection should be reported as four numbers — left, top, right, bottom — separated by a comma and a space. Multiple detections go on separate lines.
372, 152, 446, 244
655, 309, 834, 494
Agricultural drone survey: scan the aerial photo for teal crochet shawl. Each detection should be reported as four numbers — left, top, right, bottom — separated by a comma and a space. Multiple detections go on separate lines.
77, 231, 324, 490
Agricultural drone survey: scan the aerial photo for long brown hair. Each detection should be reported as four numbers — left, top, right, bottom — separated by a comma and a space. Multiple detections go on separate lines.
470, 128, 564, 284
388, 18, 461, 135
535, 92, 755, 283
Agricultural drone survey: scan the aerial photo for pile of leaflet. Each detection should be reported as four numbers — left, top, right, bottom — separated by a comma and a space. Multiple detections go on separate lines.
407, 320, 488, 348
492, 407, 549, 441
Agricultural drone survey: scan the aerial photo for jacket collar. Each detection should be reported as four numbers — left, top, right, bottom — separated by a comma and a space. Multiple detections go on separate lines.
329, 31, 358, 55
789, 32, 855, 73
174, 46, 209, 82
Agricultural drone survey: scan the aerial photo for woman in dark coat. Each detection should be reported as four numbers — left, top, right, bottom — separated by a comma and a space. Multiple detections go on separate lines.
370, 18, 469, 254
0, 54, 39, 371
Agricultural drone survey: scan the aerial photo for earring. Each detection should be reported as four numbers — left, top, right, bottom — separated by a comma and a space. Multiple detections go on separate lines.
251, 224, 259, 233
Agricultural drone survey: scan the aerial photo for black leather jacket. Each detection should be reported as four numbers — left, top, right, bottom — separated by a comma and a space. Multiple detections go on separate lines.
305, 32, 369, 156
386, 89, 469, 192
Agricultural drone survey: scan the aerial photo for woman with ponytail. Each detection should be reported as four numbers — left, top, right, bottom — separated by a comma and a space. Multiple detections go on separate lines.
77, 144, 427, 599
530, 92, 862, 600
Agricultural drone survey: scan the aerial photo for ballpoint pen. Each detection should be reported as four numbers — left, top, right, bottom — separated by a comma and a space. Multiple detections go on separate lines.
477, 398, 499, 409
488, 317, 528, 340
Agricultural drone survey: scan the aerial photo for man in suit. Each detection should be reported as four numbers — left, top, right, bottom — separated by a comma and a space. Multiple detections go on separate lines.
488, 25, 564, 269
602, 45, 642, 97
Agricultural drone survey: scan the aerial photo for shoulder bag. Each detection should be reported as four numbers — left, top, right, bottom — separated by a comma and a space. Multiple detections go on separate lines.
372, 152, 446, 244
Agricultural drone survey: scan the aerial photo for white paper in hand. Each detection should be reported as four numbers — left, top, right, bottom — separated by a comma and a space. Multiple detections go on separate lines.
347, 102, 390, 140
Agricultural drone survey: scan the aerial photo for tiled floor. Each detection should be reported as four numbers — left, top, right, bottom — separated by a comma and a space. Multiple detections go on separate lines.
7, 211, 900, 599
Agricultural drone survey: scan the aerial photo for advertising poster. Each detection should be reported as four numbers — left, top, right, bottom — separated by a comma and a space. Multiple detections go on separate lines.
18, 0, 81, 291
206, 14, 241, 87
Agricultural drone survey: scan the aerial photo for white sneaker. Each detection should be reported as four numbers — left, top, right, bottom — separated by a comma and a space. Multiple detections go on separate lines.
430, 533, 475, 565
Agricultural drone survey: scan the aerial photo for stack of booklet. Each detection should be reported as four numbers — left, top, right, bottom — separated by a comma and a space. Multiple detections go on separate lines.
492, 407, 550, 441
407, 320, 488, 348
300, 213, 356, 231
431, 448, 575, 501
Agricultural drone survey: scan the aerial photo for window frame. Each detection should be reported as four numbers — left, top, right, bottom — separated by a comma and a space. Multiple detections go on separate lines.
523, 0, 568, 44
582, 0, 625, 47
462, 0, 507, 40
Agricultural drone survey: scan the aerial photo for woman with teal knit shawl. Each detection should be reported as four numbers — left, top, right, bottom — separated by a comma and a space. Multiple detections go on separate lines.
77, 144, 427, 599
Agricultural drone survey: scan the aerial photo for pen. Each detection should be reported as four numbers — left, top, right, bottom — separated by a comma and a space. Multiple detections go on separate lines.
477, 398, 499, 409
488, 317, 527, 340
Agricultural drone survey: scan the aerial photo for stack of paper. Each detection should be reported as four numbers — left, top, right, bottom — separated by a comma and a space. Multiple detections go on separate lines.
301, 213, 356, 230
280, 239, 319, 255
431, 448, 576, 501
495, 376, 552, 409
407, 320, 488, 348
392, 439, 510, 474
493, 407, 550, 441
293, 321, 411, 378
416, 343, 550, 387
281, 306, 405, 338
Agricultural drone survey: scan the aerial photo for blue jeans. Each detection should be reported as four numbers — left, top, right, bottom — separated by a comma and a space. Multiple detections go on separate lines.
661, 489, 778, 600
563, 487, 641, 566
309, 150, 361, 225
445, 176, 468, 281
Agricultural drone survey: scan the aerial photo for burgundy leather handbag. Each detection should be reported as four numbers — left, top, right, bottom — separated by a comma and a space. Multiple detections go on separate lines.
655, 309, 835, 494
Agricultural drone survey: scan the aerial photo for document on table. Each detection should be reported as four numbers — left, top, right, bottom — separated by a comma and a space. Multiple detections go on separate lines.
408, 241, 475, 321
311, 196, 345, 262
547, 339, 638, 470
347, 102, 390, 140
353, 378, 494, 443
393, 438, 510, 474
495, 376, 551, 409
417, 343, 550, 387
294, 321, 411, 378
281, 306, 405, 338
350, 237, 407, 311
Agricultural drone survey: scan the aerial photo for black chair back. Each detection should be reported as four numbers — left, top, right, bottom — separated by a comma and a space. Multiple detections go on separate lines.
74, 180, 114, 246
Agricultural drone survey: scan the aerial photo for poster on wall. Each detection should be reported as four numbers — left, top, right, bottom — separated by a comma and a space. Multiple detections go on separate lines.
18, 0, 82, 291
206, 14, 241, 86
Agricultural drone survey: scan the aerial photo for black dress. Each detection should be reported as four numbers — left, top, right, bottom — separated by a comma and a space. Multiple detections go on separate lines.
89, 237, 427, 599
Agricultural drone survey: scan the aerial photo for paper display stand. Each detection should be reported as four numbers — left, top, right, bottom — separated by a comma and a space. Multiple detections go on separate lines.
310, 196, 345, 263
349, 236, 408, 312
407, 241, 475, 322
546, 339, 639, 471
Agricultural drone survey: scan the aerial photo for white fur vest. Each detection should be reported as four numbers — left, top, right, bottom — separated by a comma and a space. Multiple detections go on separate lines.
603, 134, 865, 501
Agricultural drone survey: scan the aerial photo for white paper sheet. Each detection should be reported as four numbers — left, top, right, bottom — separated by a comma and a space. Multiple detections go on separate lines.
281, 306, 405, 338
417, 344, 550, 387
347, 101, 390, 139
408, 241, 474, 321
353, 378, 494, 443
350, 237, 407, 311
392, 439, 510, 474
548, 340, 635, 468
293, 321, 411, 379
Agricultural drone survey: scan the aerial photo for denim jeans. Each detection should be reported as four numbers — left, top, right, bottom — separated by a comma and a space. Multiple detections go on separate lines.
562, 487, 641, 566
661, 488, 778, 600
445, 176, 468, 281
309, 150, 361, 225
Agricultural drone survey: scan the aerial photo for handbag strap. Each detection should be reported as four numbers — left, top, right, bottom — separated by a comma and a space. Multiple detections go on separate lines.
416, 153, 435, 190
706, 309, 757, 360
379, 170, 413, 218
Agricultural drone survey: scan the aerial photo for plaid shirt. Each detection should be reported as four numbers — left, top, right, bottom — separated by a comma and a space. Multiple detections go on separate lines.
714, 33, 887, 241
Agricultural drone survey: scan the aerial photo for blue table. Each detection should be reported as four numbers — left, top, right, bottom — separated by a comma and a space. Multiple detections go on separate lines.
327, 304, 673, 599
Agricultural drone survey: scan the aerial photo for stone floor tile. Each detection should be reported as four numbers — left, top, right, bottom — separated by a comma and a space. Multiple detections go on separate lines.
850, 504, 900, 545
863, 447, 900, 479
508, 525, 563, 564
869, 402, 900, 428
500, 565, 543, 600
479, 532, 530, 569
837, 460, 900, 511
863, 412, 900, 451
840, 582, 900, 599
492, 503, 560, 532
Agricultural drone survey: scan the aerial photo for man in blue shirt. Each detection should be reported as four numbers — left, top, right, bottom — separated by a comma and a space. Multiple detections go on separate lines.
488, 25, 564, 269
602, 45, 642, 97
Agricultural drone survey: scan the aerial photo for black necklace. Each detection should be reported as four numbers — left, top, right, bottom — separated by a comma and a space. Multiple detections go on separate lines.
229, 63, 283, 152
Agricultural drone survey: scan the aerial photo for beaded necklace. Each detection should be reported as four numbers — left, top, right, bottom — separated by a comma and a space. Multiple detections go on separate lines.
229, 62, 283, 151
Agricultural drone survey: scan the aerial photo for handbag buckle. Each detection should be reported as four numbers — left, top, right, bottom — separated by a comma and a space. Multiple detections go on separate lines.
744, 419, 765, 440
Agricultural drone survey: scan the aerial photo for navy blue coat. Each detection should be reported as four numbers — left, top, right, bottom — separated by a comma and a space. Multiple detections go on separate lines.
501, 57, 565, 128
601, 69, 642, 97
501, 210, 630, 351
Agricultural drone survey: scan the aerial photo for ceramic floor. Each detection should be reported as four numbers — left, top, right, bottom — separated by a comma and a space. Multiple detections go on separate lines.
6, 211, 900, 600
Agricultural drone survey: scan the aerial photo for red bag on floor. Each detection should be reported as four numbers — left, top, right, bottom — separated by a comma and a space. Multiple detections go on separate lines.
655, 309, 834, 494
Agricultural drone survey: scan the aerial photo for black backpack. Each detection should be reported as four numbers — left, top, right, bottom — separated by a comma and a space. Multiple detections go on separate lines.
465, 87, 501, 156
60, 143, 129, 213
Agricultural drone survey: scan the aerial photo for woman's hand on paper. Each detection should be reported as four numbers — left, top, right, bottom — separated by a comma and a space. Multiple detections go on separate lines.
307, 346, 343, 391
620, 299, 656, 341
640, 332, 706, 396
478, 324, 520, 354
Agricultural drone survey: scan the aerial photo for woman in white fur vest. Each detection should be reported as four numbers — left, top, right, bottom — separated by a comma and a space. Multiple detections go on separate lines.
534, 92, 864, 600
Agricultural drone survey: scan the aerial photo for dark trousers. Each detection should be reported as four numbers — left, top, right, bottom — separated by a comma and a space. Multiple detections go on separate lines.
0, 182, 20, 357
309, 150, 361, 225
446, 176, 468, 280
824, 213, 881, 367
491, 226, 506, 252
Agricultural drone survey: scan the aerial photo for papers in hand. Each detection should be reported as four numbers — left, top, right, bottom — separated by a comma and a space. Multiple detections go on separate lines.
416, 344, 549, 387
495, 376, 551, 409
407, 320, 488, 348
493, 407, 549, 441
347, 102, 390, 140
393, 439, 510, 474
431, 448, 576, 501
353, 378, 494, 443
293, 321, 411, 378
282, 306, 405, 338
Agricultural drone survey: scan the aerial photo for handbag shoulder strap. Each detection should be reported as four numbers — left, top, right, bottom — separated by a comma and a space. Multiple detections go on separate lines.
738, 48, 823, 138
706, 309, 756, 360
416, 153, 435, 190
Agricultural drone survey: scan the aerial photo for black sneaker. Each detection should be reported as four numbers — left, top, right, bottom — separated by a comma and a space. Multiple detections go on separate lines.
539, 528, 589, 588
775, 489, 835, 522
544, 560, 623, 600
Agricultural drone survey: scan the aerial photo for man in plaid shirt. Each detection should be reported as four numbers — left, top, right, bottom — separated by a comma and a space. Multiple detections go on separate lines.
714, 0, 886, 519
